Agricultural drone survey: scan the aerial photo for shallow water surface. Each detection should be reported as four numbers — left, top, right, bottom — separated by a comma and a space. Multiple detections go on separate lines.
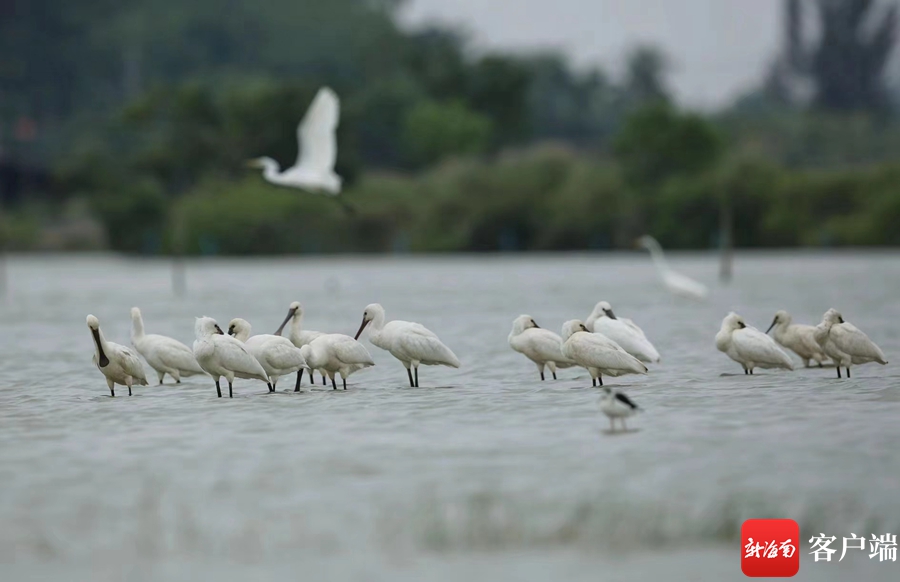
1, 252, 899, 581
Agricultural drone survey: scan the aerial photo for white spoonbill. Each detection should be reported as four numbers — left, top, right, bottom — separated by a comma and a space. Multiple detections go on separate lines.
814, 309, 887, 379
228, 318, 308, 392
299, 334, 375, 390
715, 312, 793, 374
354, 303, 460, 387
585, 301, 660, 364
274, 301, 327, 386
765, 310, 827, 368
508, 315, 575, 380
131, 307, 205, 384
598, 387, 641, 432
87, 314, 148, 397
192, 316, 269, 398
636, 235, 708, 300
560, 320, 648, 387
247, 87, 342, 195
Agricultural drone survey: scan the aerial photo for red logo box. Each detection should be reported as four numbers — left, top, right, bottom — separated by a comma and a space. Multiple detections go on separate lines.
741, 519, 800, 577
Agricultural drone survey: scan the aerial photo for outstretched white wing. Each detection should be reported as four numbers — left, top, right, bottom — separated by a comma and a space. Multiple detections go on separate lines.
293, 87, 339, 176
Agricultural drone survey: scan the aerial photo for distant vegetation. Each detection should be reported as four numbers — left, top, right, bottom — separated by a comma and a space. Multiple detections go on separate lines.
2, 0, 900, 253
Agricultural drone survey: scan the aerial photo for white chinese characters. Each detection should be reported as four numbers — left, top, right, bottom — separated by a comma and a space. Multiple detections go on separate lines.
745, 538, 796, 559
811, 533, 897, 562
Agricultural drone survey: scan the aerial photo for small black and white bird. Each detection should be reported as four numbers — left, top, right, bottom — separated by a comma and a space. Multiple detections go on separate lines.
598, 386, 641, 432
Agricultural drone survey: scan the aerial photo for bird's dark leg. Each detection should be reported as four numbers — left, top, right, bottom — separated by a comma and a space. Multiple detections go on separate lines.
414, 367, 419, 388
228, 381, 233, 398
837, 367, 842, 379
540, 371, 545, 381
295, 370, 304, 392
407, 368, 415, 387
331, 376, 337, 390
592, 378, 597, 387
846, 367, 851, 378
744, 368, 748, 375
128, 384, 133, 396
110, 386, 115, 397
215, 380, 222, 398
552, 371, 557, 380
267, 382, 274, 393
342, 377, 347, 390
176, 379, 181, 384
750, 369, 754, 375
322, 375, 326, 386
598, 375, 603, 387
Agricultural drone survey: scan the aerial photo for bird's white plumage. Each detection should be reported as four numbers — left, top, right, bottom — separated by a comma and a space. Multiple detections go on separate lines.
560, 320, 648, 384
585, 301, 660, 364
274, 301, 327, 385
131, 307, 205, 384
637, 235, 708, 300
716, 312, 794, 373
249, 87, 342, 194
300, 334, 375, 388
88, 314, 148, 396
355, 303, 459, 386
193, 317, 269, 397
814, 309, 887, 374
765, 310, 827, 368
508, 315, 575, 379
228, 318, 307, 390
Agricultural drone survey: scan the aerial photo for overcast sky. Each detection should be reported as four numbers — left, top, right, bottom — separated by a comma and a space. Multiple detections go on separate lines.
399, 0, 783, 109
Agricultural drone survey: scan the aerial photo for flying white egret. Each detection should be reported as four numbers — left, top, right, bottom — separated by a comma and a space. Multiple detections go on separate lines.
507, 315, 575, 380
636, 235, 709, 300
299, 334, 375, 390
354, 303, 460, 387
765, 310, 827, 368
560, 320, 648, 386
192, 316, 269, 398
228, 318, 308, 392
715, 312, 793, 374
814, 309, 887, 379
584, 301, 660, 364
88, 314, 148, 397
131, 307, 206, 384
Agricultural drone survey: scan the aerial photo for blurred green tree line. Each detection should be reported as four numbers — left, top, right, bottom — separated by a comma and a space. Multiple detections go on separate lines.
2, 0, 900, 253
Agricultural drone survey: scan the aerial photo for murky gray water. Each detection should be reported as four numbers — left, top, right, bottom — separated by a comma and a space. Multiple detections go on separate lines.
1, 252, 899, 581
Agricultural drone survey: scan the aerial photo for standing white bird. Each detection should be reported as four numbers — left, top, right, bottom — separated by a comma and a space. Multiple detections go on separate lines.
354, 303, 460, 387
228, 318, 308, 392
715, 312, 794, 374
637, 235, 708, 300
560, 320, 648, 386
598, 387, 641, 432
299, 334, 375, 390
130, 307, 206, 385
273, 301, 327, 386
585, 301, 660, 364
814, 309, 887, 379
246, 87, 342, 194
508, 315, 575, 380
765, 310, 827, 368
87, 314, 148, 397
192, 316, 269, 398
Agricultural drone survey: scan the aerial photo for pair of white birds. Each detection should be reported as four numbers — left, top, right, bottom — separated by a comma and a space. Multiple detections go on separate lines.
716, 309, 888, 377
88, 303, 460, 398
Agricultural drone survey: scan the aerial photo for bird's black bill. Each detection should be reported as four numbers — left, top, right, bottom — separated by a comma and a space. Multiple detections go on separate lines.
354, 317, 369, 340
227, 326, 235, 336
765, 319, 777, 334
214, 324, 224, 335
92, 329, 109, 368
273, 307, 297, 336
738, 322, 746, 329
605, 309, 617, 320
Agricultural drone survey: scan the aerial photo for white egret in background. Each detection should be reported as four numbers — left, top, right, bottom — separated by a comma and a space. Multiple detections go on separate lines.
87, 314, 148, 397
192, 317, 269, 398
765, 310, 827, 368
715, 312, 793, 374
354, 303, 460, 387
131, 307, 206, 384
636, 235, 709, 300
299, 334, 375, 390
598, 387, 641, 432
560, 320, 648, 386
584, 301, 660, 364
507, 315, 575, 380
274, 301, 326, 386
814, 309, 887, 379
228, 318, 308, 392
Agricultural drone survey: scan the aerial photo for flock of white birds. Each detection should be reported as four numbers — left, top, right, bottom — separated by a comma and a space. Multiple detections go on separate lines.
83, 86, 889, 434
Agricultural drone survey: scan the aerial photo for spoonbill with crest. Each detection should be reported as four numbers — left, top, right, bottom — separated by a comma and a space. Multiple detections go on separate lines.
354, 303, 460, 387
131, 307, 205, 384
560, 320, 648, 386
765, 310, 827, 368
300, 334, 375, 390
87, 314, 148, 397
814, 309, 887, 378
193, 316, 269, 398
715, 312, 793, 374
508, 315, 575, 380
636, 235, 708, 300
274, 301, 326, 386
228, 318, 308, 392
585, 301, 660, 364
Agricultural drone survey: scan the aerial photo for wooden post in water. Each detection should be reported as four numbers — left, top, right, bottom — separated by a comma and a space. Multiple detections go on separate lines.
719, 193, 733, 283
